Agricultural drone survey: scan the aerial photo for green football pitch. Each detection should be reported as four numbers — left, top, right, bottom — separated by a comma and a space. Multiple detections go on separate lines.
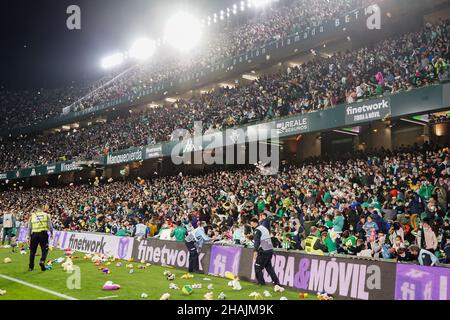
0, 248, 317, 300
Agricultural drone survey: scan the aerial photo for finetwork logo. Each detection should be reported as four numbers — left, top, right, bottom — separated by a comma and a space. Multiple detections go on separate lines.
136, 240, 206, 270
68, 234, 106, 254
346, 99, 390, 116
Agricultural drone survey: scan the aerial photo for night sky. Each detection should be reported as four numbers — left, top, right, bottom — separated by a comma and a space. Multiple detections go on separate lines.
0, 0, 235, 89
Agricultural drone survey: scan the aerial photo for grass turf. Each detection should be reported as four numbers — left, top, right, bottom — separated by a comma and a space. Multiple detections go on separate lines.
0, 248, 317, 300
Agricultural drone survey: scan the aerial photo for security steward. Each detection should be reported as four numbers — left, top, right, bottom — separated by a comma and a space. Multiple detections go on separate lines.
185, 231, 200, 273
250, 217, 281, 287
304, 226, 327, 255
27, 205, 53, 271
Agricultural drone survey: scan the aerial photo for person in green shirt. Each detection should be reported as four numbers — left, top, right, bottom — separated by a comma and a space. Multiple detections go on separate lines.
322, 231, 337, 253
340, 230, 357, 254
170, 221, 187, 242
116, 228, 130, 237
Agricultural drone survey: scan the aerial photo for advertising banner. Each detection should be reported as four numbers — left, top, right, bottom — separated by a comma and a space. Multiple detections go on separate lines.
49, 230, 134, 260
275, 115, 309, 137
344, 97, 391, 125
144, 144, 163, 160
106, 148, 144, 165
131, 238, 211, 272
395, 264, 450, 300
16, 226, 29, 243
208, 245, 242, 277
239, 249, 396, 300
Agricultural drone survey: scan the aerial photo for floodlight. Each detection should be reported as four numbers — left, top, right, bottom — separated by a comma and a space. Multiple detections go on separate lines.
129, 38, 156, 61
164, 12, 203, 52
101, 53, 124, 69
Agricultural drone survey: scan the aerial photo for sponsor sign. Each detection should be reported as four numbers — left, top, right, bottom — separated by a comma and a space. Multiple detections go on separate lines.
208, 245, 242, 277
144, 145, 163, 159
275, 116, 309, 136
106, 149, 143, 165
239, 249, 396, 300
46, 165, 56, 174
345, 97, 391, 125
17, 226, 29, 243
61, 162, 83, 172
132, 238, 211, 271
395, 264, 450, 300
0, 173, 7, 180
50, 231, 133, 260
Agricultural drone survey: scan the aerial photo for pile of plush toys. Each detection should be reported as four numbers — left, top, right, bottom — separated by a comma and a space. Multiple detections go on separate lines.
317, 292, 334, 300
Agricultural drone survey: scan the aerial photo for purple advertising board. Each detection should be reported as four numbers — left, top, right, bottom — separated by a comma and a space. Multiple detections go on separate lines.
16, 226, 29, 243
395, 264, 450, 300
208, 245, 242, 277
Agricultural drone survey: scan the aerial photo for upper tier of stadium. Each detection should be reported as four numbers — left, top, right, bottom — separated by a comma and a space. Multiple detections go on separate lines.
0, 17, 448, 172
0, 0, 379, 130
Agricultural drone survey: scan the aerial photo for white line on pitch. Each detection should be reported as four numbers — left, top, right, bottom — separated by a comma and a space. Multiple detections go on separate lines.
97, 295, 119, 300
0, 274, 78, 300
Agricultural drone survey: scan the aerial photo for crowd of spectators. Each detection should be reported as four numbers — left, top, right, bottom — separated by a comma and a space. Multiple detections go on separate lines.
0, 19, 449, 172
0, 0, 376, 130
1, 143, 449, 265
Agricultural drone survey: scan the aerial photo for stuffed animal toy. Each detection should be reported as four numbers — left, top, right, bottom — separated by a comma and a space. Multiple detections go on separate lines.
145, 263, 151, 267
230, 278, 242, 291
62, 258, 74, 273
129, 269, 134, 274
3, 258, 12, 264
138, 265, 147, 270
45, 265, 53, 271
202, 278, 211, 281
204, 292, 214, 300
102, 268, 111, 274
0, 289, 6, 296
140, 259, 146, 264
20, 250, 27, 255
141, 293, 148, 299
102, 281, 120, 290
191, 284, 202, 289
207, 284, 214, 290
126, 264, 134, 269
166, 273, 175, 281
224, 271, 236, 280
299, 293, 309, 299
116, 262, 122, 267
181, 273, 194, 279
169, 283, 179, 290
263, 290, 272, 297
181, 285, 193, 295
217, 292, 227, 300
160, 293, 170, 300
163, 270, 171, 276
280, 297, 288, 300
249, 292, 262, 300
91, 255, 102, 263
274, 285, 285, 293
55, 257, 65, 264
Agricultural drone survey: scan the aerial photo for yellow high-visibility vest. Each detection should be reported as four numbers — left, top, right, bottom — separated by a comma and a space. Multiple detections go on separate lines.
31, 211, 49, 233
304, 235, 324, 256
